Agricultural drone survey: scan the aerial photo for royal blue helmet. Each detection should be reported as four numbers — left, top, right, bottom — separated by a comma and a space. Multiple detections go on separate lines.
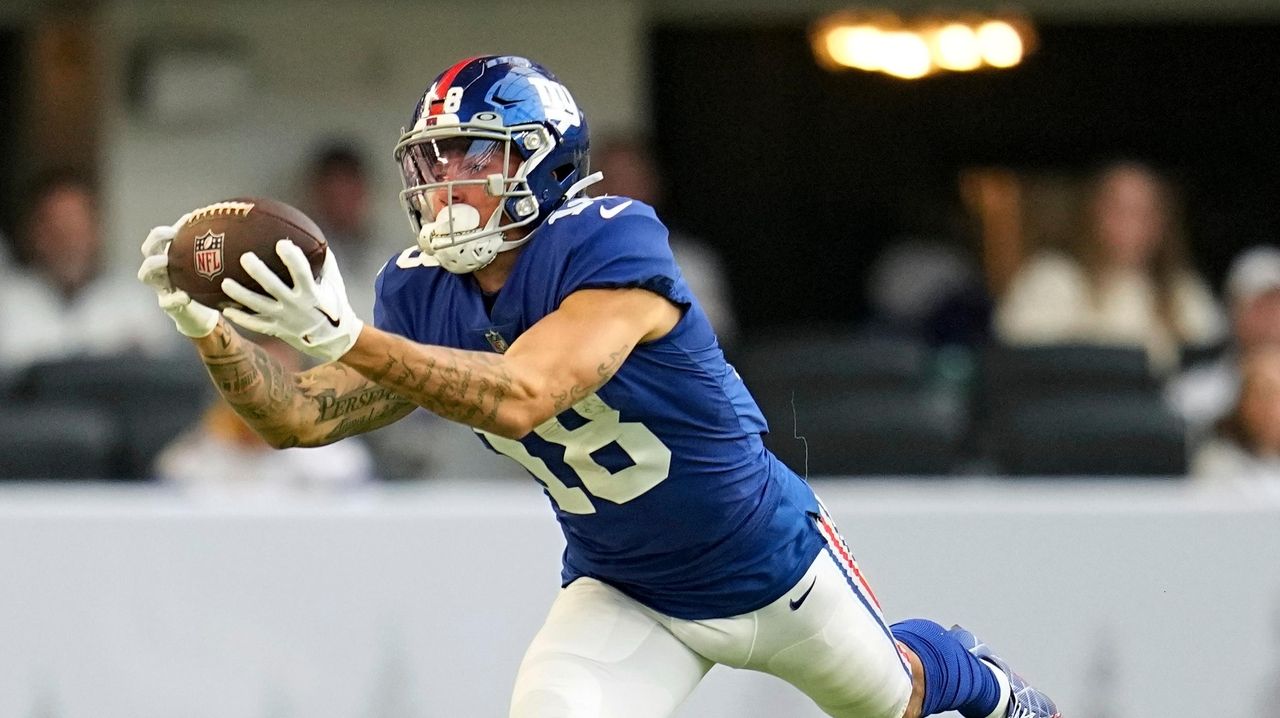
394, 55, 592, 273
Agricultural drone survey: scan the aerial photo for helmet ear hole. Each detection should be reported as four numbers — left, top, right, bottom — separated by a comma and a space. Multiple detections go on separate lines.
551, 163, 576, 182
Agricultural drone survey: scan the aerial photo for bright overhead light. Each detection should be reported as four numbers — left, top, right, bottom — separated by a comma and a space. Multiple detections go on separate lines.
879, 31, 932, 79
826, 24, 885, 71
977, 20, 1024, 68
931, 23, 982, 71
812, 9, 1035, 78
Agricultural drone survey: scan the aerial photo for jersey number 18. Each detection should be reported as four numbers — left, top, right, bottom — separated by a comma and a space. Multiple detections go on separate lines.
480, 393, 671, 514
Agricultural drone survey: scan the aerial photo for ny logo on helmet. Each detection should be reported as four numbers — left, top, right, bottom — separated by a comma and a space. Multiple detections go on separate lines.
526, 77, 580, 135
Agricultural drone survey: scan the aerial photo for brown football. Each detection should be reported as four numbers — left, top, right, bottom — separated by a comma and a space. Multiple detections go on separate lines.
167, 197, 328, 309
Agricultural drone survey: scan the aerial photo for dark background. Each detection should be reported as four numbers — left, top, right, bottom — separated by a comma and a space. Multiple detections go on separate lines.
652, 22, 1280, 332
0, 29, 21, 251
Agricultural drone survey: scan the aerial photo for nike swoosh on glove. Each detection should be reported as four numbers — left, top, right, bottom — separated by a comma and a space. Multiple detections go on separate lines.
220, 239, 364, 362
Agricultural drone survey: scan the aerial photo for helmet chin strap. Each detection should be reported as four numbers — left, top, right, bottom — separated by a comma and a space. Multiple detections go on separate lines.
417, 172, 606, 274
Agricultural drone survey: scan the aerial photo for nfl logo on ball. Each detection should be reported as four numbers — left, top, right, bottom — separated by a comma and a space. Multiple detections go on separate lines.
194, 230, 225, 280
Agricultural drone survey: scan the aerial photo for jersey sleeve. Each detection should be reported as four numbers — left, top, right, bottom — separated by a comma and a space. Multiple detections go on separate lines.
558, 206, 693, 309
372, 252, 411, 336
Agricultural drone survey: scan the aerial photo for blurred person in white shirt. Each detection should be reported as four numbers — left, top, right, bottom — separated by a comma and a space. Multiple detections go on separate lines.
1193, 346, 1280, 497
1168, 246, 1280, 435
0, 169, 178, 370
995, 160, 1224, 372
155, 336, 374, 499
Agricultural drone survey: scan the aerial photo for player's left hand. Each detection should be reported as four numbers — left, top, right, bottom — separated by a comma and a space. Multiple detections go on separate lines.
220, 239, 364, 362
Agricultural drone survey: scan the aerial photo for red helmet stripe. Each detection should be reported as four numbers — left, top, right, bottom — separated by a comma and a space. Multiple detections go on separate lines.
429, 56, 483, 116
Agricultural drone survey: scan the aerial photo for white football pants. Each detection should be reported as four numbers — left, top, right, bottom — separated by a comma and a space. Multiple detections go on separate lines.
509, 512, 913, 718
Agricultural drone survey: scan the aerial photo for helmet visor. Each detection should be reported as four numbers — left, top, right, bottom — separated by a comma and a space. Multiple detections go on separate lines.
399, 137, 505, 186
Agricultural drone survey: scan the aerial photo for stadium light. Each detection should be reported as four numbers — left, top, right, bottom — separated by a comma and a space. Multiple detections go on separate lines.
931, 23, 983, 72
825, 24, 885, 71
812, 9, 1036, 78
977, 20, 1025, 67
879, 31, 933, 79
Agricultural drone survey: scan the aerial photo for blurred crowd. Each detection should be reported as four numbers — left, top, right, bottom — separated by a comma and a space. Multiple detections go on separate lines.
2, 149, 1278, 498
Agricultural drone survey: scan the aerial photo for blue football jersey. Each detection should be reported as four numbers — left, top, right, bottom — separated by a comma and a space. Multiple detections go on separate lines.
374, 196, 824, 619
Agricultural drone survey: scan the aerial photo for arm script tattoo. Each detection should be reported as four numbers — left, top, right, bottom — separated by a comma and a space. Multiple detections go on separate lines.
195, 322, 416, 447
365, 345, 515, 432
353, 336, 631, 434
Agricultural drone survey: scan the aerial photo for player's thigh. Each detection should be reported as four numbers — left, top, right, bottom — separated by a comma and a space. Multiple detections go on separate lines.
759, 548, 912, 718
510, 577, 713, 718
667, 550, 912, 718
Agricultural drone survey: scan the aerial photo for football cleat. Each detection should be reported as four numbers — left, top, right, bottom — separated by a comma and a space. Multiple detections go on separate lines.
947, 625, 1062, 718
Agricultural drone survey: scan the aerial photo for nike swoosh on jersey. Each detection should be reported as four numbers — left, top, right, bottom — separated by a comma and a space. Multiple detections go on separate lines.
789, 576, 817, 611
599, 200, 633, 219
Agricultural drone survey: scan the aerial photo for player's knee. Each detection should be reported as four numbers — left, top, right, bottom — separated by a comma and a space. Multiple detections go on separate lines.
509, 688, 579, 718
509, 657, 602, 718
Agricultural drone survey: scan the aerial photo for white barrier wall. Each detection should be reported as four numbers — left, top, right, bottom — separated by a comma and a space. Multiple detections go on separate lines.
0, 478, 1276, 718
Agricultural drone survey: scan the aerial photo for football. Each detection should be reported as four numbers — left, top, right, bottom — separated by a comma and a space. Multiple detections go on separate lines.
167, 197, 328, 309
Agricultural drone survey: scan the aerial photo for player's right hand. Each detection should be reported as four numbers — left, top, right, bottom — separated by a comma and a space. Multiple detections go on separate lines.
137, 220, 219, 338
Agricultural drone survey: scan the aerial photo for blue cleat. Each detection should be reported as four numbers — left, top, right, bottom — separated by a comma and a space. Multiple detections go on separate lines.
947, 625, 1062, 718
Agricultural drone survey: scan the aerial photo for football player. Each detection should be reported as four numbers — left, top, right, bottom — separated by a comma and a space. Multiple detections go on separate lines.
138, 55, 1059, 718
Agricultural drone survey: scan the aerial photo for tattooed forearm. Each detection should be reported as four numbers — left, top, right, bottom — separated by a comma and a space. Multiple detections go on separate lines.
191, 321, 414, 447
365, 347, 515, 432
340, 319, 640, 438
312, 385, 406, 422
321, 399, 414, 441
200, 326, 295, 413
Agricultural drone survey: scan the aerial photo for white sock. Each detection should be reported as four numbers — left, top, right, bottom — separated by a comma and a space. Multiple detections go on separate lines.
981, 659, 1011, 718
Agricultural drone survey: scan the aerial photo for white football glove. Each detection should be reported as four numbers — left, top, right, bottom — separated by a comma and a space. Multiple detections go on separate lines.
220, 239, 364, 362
137, 218, 220, 338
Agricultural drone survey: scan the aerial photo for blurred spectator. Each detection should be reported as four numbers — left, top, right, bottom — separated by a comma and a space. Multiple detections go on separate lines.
0, 169, 179, 371
299, 141, 524, 480
0, 227, 15, 276
592, 135, 739, 348
995, 161, 1224, 373
1192, 346, 1280, 496
1168, 246, 1280, 434
302, 141, 384, 319
155, 337, 375, 498
866, 236, 992, 348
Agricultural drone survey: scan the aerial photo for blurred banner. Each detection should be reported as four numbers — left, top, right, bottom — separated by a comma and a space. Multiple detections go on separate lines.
0, 478, 1274, 718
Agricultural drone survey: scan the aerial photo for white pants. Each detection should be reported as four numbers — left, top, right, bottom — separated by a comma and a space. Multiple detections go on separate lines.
509, 513, 913, 718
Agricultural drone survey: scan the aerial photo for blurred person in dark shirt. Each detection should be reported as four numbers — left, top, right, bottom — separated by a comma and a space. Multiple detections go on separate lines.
303, 142, 385, 320
592, 135, 739, 348
0, 227, 14, 276
865, 226, 992, 349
